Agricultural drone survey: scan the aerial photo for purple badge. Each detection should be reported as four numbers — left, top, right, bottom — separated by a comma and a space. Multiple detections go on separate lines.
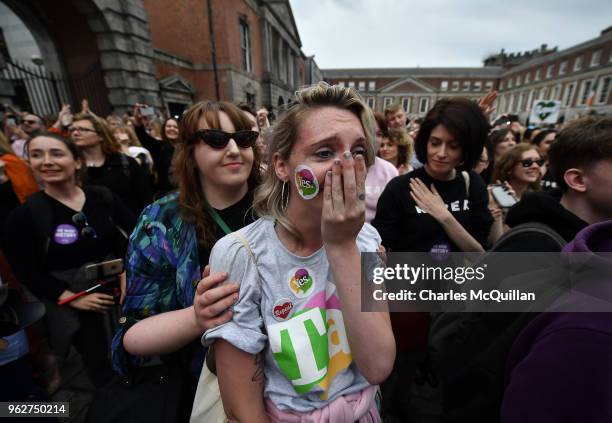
430, 241, 451, 261
53, 224, 79, 245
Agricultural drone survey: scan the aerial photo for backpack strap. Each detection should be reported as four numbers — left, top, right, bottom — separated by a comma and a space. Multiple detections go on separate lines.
25, 191, 54, 259
461, 171, 470, 196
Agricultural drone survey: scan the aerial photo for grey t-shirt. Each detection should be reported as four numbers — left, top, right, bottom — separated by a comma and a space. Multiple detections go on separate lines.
203, 217, 382, 412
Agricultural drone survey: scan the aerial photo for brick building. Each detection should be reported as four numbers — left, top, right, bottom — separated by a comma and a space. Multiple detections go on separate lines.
0, 0, 320, 117
324, 27, 612, 122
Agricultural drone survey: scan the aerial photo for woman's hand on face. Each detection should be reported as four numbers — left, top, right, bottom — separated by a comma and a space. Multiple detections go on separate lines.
194, 265, 239, 332
322, 151, 367, 249
409, 178, 451, 222
70, 293, 115, 313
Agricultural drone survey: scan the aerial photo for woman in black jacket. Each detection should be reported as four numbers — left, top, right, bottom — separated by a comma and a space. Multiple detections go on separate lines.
69, 113, 153, 215
132, 105, 179, 197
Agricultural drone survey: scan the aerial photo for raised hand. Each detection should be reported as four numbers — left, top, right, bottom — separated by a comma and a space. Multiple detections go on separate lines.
321, 151, 367, 249
478, 91, 498, 121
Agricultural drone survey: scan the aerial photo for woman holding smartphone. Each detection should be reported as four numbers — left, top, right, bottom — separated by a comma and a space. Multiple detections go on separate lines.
203, 83, 394, 421
4, 133, 135, 387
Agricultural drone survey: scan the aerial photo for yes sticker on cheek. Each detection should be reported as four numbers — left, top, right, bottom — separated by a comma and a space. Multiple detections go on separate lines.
294, 164, 319, 200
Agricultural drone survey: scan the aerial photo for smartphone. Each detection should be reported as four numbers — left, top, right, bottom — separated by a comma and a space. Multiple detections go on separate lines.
6, 117, 17, 127
84, 259, 124, 282
491, 185, 517, 208
140, 106, 155, 117
61, 113, 73, 127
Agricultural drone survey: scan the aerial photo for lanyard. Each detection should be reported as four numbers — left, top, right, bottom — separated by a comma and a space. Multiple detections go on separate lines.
206, 204, 232, 235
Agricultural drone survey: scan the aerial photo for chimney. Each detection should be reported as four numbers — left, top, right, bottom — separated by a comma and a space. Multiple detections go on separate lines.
540, 44, 548, 52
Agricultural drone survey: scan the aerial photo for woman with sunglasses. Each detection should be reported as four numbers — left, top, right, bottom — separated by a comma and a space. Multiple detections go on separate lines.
111, 101, 261, 421
201, 83, 394, 422
3, 133, 136, 387
487, 144, 544, 243
69, 113, 153, 216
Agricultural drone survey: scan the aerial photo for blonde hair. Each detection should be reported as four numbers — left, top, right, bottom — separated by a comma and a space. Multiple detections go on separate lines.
113, 125, 142, 147
253, 82, 376, 241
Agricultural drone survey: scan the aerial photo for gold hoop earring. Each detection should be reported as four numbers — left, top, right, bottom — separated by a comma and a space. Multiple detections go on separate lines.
281, 181, 289, 211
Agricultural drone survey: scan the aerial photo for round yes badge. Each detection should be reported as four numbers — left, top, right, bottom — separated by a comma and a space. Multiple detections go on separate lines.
294, 165, 319, 200
287, 267, 316, 298
430, 241, 452, 262
53, 224, 79, 245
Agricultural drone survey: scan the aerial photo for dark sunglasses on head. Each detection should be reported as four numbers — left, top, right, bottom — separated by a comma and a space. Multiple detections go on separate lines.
72, 212, 98, 239
519, 158, 545, 168
194, 129, 258, 149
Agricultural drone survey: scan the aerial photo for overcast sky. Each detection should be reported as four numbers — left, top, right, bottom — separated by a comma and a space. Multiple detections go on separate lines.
289, 0, 612, 69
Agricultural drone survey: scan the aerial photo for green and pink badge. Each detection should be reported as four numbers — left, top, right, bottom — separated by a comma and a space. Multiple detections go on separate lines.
294, 165, 319, 200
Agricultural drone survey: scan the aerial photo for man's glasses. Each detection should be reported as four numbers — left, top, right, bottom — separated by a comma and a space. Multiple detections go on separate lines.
519, 158, 545, 168
68, 127, 97, 134
23, 120, 40, 125
194, 129, 258, 149
72, 212, 97, 238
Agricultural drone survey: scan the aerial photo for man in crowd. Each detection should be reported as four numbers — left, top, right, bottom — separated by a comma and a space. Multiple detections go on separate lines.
385, 103, 407, 130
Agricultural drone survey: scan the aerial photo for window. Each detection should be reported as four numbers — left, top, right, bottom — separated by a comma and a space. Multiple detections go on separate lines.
596, 76, 612, 104
518, 92, 526, 111
527, 89, 535, 110
546, 64, 554, 79
535, 69, 541, 81
358, 81, 365, 91
348, 81, 355, 88
551, 84, 562, 100
485, 81, 493, 91
563, 83, 576, 107
508, 95, 515, 112
574, 55, 583, 71
402, 97, 411, 112
440, 80, 449, 91
367, 97, 375, 109
463, 81, 471, 91
579, 79, 594, 105
559, 61, 567, 75
239, 18, 252, 73
508, 78, 513, 89
590, 50, 602, 67
474, 81, 482, 92
516, 75, 521, 86
499, 81, 504, 90
384, 97, 393, 109
541, 87, 549, 99
368, 81, 376, 91
525, 72, 531, 84
451, 81, 459, 91
246, 92, 256, 110
337, 81, 345, 88
418, 97, 429, 114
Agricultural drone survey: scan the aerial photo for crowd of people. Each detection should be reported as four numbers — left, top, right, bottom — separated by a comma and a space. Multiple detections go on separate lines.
0, 81, 611, 423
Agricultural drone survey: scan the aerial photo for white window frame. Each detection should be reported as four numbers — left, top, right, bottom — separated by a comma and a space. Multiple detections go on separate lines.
402, 97, 411, 112
516, 75, 521, 86
451, 81, 459, 91
559, 61, 567, 75
485, 81, 493, 92
368, 81, 376, 91
563, 82, 576, 107
418, 97, 429, 114
574, 56, 583, 71
527, 89, 535, 110
440, 80, 449, 91
348, 81, 355, 88
546, 64, 554, 79
508, 78, 513, 89
337, 81, 345, 88
518, 92, 525, 111
367, 97, 376, 109
590, 50, 602, 67
551, 84, 562, 101
239, 18, 252, 73
535, 69, 541, 81
499, 81, 504, 90
578, 79, 595, 106
596, 75, 612, 105
524, 72, 531, 84
474, 81, 482, 92
358, 81, 365, 91
384, 97, 393, 109
463, 81, 471, 91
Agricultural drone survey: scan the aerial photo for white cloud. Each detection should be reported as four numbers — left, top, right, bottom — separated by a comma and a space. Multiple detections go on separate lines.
289, 0, 612, 68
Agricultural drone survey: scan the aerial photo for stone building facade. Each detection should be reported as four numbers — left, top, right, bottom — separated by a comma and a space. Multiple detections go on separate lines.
0, 0, 320, 117
324, 27, 612, 122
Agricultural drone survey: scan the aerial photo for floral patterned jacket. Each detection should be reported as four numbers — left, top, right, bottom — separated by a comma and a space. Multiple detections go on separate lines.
111, 193, 203, 374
